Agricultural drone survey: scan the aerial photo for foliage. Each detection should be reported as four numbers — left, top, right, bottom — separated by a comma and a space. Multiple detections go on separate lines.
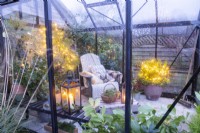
188, 94, 200, 133
189, 106, 200, 133
12, 22, 80, 99
132, 79, 144, 93
13, 57, 49, 100
82, 98, 116, 133
57, 122, 75, 133
138, 59, 170, 86
75, 32, 122, 71
24, 24, 79, 72
102, 88, 117, 97
83, 98, 186, 133
98, 36, 122, 71
137, 105, 186, 133
0, 105, 23, 133
5, 17, 26, 31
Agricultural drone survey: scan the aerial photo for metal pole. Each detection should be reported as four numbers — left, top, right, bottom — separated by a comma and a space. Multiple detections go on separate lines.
125, 0, 132, 132
192, 11, 200, 94
18, 4, 22, 19
155, 0, 158, 59
155, 65, 200, 129
192, 27, 200, 95
170, 27, 197, 68
43, 0, 58, 132
122, 30, 125, 82
34, 0, 39, 26
0, 18, 4, 64
95, 32, 98, 54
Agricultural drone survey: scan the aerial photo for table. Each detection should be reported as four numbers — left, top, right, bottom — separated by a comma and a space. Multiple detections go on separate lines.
28, 100, 98, 123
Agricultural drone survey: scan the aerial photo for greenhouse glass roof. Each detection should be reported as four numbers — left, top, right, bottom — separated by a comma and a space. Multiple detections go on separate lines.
0, 0, 199, 31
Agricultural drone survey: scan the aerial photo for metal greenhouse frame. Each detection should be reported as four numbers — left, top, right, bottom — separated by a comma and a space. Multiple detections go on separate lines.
0, 0, 199, 133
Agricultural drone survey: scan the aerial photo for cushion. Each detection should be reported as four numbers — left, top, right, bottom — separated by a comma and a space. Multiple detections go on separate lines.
90, 65, 115, 83
82, 71, 103, 84
90, 65, 107, 79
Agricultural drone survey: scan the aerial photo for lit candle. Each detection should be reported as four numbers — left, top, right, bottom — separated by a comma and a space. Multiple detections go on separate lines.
69, 93, 74, 109
62, 91, 67, 106
121, 85, 126, 104
56, 93, 61, 105
75, 88, 80, 105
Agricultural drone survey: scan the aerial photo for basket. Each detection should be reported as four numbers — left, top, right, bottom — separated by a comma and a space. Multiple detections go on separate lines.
101, 83, 117, 103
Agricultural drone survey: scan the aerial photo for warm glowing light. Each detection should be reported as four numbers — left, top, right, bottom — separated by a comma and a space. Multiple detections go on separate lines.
69, 93, 74, 109
26, 23, 79, 71
62, 91, 68, 106
138, 59, 170, 86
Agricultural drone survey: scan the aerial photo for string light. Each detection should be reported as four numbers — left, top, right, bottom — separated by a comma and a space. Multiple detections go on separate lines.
26, 23, 79, 71
138, 59, 170, 86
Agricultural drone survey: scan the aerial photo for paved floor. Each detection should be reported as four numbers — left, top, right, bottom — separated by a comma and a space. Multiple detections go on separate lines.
23, 95, 196, 133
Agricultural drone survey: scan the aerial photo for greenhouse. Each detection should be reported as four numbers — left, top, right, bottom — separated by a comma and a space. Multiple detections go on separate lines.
0, 0, 199, 132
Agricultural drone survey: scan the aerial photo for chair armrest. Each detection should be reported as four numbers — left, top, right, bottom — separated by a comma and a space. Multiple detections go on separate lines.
106, 70, 123, 84
106, 70, 122, 76
79, 72, 92, 79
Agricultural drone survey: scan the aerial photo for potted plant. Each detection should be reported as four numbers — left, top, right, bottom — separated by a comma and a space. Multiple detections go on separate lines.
44, 121, 78, 133
138, 59, 170, 101
101, 84, 118, 103
132, 79, 144, 100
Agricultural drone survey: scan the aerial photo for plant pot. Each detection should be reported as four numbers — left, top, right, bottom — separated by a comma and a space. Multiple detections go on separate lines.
144, 85, 162, 101
101, 94, 117, 103
12, 84, 25, 102
44, 124, 78, 133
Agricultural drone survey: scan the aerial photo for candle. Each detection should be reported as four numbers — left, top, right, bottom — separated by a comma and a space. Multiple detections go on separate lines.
121, 86, 126, 104
62, 91, 67, 106
69, 93, 74, 109
75, 87, 80, 105
56, 93, 61, 105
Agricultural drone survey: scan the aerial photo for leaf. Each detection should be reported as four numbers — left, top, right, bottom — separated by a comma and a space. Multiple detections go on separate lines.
167, 104, 176, 115
97, 113, 104, 121
83, 105, 95, 117
101, 106, 106, 115
195, 91, 200, 101
131, 119, 141, 133
172, 116, 185, 125
113, 109, 125, 116
138, 105, 154, 114
94, 98, 100, 107
89, 98, 95, 106
104, 114, 113, 124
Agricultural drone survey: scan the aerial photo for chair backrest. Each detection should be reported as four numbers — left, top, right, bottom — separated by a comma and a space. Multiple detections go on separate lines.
80, 53, 101, 72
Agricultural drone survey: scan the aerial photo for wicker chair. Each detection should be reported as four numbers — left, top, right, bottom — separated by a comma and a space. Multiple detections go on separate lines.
80, 53, 123, 98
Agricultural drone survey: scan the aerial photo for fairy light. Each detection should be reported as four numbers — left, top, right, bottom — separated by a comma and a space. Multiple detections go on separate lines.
138, 59, 170, 86
26, 23, 79, 71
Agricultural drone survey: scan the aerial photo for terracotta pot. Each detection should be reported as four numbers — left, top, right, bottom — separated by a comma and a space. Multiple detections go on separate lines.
12, 84, 25, 95
144, 85, 162, 101
12, 84, 25, 101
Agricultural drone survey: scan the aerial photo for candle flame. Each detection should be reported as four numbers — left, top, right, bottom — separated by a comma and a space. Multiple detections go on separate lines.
69, 93, 73, 98
63, 91, 67, 95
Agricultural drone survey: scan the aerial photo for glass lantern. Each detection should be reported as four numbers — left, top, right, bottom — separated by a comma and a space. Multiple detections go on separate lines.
121, 83, 133, 104
61, 71, 82, 115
